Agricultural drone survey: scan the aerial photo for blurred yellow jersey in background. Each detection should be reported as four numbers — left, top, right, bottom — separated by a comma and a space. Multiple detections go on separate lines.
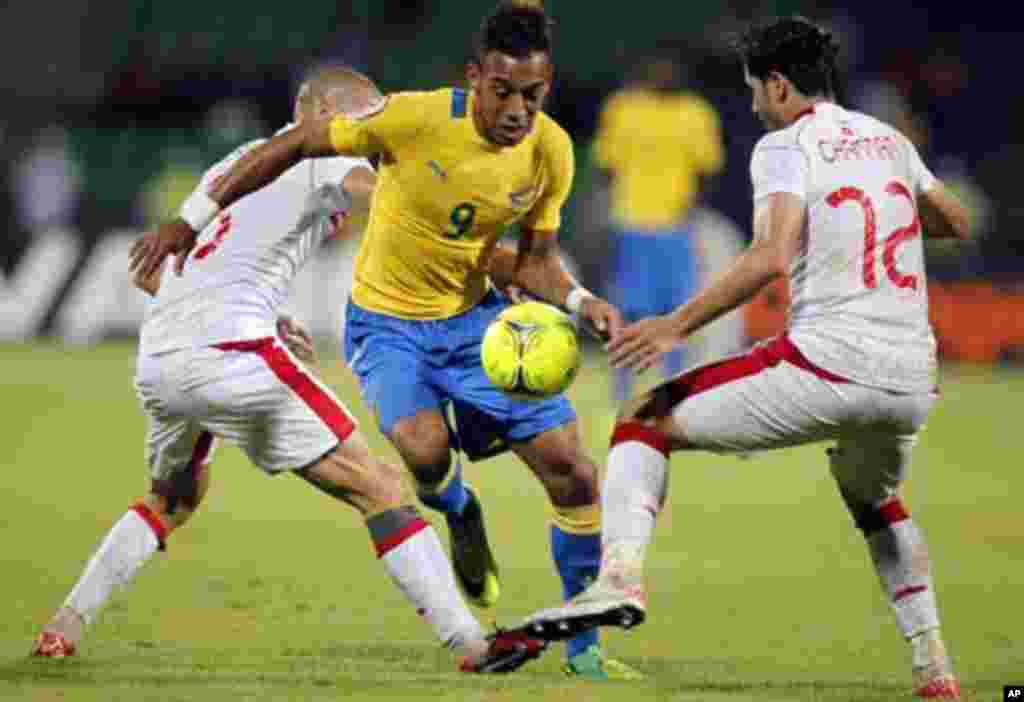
592, 88, 724, 230
329, 87, 574, 320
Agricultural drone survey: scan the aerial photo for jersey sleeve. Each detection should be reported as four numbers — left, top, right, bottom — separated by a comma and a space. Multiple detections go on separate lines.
328, 91, 431, 158
197, 138, 265, 192
522, 120, 575, 232
903, 136, 938, 195
750, 135, 809, 202
313, 156, 374, 189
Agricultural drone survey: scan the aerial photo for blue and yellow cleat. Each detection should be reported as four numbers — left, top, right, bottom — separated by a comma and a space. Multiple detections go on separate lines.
447, 485, 501, 608
562, 645, 644, 681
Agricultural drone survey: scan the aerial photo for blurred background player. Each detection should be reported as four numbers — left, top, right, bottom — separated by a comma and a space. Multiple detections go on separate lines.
591, 51, 724, 404
128, 3, 641, 681
35, 66, 546, 674
519, 16, 970, 699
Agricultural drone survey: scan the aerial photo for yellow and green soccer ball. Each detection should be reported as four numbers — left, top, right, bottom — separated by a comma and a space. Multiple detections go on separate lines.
481, 301, 581, 400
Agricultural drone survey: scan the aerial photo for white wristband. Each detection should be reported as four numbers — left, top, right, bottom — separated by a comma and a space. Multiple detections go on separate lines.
179, 190, 221, 233
565, 287, 594, 315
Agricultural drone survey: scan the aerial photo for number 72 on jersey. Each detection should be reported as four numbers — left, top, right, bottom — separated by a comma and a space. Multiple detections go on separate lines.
827, 180, 920, 291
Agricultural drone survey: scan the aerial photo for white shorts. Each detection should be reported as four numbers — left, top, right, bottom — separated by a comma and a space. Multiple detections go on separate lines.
135, 337, 357, 480
668, 335, 937, 504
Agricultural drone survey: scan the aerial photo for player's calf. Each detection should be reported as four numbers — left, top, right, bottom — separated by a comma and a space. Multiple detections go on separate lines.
297, 436, 406, 516
830, 449, 958, 697
389, 410, 467, 513
514, 423, 607, 659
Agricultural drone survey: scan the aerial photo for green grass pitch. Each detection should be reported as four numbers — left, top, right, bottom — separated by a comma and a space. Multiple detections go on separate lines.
1, 341, 1021, 701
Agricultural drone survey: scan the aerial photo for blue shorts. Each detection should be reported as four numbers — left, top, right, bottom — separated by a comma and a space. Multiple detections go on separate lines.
610, 227, 699, 322
343, 290, 575, 455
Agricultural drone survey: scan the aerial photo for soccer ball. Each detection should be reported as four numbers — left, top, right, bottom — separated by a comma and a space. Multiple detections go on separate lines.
481, 301, 581, 400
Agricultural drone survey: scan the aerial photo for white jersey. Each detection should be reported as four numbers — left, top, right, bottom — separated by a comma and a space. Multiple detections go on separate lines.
140, 127, 369, 354
750, 102, 939, 393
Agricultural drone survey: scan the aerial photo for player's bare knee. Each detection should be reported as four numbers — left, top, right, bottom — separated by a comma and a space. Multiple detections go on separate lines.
142, 491, 194, 532
616, 383, 677, 426
828, 446, 903, 534
538, 446, 598, 507
612, 395, 691, 452
147, 465, 209, 531
390, 414, 451, 487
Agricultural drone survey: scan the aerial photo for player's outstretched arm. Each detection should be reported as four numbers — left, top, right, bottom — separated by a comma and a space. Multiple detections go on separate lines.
673, 192, 801, 336
918, 181, 971, 241
508, 228, 623, 339
207, 119, 337, 212
128, 119, 338, 280
608, 192, 802, 372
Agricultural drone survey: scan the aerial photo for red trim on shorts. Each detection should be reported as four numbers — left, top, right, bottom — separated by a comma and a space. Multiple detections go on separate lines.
131, 502, 168, 550
893, 584, 928, 602
214, 337, 355, 442
375, 518, 430, 557
611, 421, 670, 458
878, 499, 910, 525
666, 334, 849, 407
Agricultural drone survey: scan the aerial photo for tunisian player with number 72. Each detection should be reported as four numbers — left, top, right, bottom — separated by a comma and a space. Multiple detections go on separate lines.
518, 15, 971, 701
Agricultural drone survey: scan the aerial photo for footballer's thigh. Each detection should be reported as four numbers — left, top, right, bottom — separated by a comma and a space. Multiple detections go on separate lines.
135, 351, 219, 530
343, 301, 452, 483
297, 429, 408, 516
828, 391, 936, 509
512, 418, 599, 508
620, 338, 856, 453
199, 338, 357, 475
202, 339, 406, 515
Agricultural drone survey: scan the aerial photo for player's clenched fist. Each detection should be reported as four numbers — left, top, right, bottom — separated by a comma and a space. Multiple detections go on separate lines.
578, 296, 624, 343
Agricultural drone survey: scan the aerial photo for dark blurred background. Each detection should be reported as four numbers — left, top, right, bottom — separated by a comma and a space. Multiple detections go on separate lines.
1, 0, 1020, 358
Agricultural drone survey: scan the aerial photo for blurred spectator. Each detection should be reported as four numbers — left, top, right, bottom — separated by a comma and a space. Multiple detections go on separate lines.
689, 206, 747, 360
203, 98, 268, 154
11, 126, 82, 232
590, 52, 725, 404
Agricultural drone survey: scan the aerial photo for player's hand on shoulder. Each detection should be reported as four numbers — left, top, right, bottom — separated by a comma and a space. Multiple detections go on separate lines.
605, 314, 682, 373
277, 316, 317, 364
579, 296, 624, 343
129, 218, 198, 280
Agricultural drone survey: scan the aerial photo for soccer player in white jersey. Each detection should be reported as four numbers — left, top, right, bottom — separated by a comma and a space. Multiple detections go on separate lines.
518, 17, 970, 699
31, 65, 546, 674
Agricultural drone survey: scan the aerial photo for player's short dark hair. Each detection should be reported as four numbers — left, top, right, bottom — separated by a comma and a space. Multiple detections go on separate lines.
475, 1, 553, 61
737, 16, 842, 101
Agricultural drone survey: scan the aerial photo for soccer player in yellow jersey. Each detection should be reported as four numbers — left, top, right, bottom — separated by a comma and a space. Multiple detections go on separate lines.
593, 54, 725, 401
131, 2, 642, 680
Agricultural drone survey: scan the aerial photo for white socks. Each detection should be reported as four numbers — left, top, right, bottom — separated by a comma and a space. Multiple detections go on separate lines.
867, 517, 940, 639
600, 425, 670, 578
375, 518, 485, 652
63, 507, 162, 626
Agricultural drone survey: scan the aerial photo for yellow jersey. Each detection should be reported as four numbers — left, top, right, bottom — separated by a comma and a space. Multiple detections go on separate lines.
328, 87, 574, 319
592, 88, 724, 230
